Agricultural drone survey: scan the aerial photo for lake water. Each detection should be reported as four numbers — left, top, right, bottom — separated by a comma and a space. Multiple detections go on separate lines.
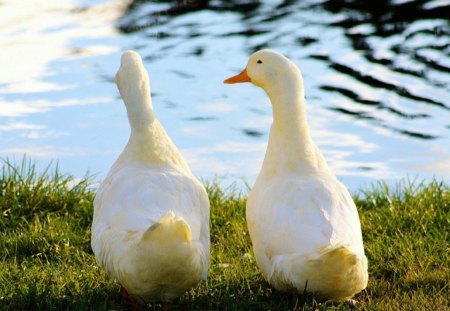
1, 0, 449, 191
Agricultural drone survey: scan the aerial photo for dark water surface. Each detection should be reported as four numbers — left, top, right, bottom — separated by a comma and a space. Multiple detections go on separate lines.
0, 0, 448, 190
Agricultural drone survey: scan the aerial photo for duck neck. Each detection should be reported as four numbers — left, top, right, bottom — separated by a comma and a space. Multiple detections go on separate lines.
261, 82, 322, 176
269, 85, 309, 140
120, 88, 189, 172
124, 80, 155, 132
121, 121, 190, 173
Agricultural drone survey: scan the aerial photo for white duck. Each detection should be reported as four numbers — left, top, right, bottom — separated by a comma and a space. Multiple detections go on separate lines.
91, 50, 210, 303
224, 49, 368, 301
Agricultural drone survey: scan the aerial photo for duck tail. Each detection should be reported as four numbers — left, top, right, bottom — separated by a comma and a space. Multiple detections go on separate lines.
141, 211, 191, 244
306, 246, 368, 300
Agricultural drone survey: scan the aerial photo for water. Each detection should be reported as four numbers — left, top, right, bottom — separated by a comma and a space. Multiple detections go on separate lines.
0, 0, 449, 191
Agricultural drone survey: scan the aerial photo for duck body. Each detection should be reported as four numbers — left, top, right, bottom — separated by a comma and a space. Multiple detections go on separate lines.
91, 51, 210, 302
247, 160, 368, 300
225, 49, 368, 300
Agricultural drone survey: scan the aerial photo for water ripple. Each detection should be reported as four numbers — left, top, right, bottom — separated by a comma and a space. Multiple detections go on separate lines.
0, 0, 448, 189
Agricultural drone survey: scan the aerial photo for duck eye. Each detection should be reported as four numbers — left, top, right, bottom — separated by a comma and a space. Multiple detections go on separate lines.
257, 60, 263, 64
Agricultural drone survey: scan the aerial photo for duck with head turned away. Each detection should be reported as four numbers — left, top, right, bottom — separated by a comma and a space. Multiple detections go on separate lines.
224, 49, 368, 301
91, 50, 210, 304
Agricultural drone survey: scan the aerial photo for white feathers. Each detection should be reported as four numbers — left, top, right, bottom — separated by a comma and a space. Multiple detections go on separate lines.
226, 49, 368, 300
91, 50, 210, 303
91, 48, 368, 303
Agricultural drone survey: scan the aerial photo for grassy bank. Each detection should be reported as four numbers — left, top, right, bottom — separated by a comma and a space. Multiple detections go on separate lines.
0, 160, 448, 310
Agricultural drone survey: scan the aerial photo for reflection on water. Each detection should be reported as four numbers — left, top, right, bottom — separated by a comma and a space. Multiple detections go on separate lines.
0, 0, 448, 190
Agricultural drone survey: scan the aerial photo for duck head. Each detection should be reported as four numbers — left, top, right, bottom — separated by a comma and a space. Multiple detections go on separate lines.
115, 50, 151, 103
224, 49, 303, 97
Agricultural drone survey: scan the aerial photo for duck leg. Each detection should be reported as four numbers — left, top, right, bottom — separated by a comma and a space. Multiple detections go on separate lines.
121, 287, 141, 310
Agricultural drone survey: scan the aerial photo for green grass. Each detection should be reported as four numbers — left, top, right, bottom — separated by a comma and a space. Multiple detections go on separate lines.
0, 159, 449, 310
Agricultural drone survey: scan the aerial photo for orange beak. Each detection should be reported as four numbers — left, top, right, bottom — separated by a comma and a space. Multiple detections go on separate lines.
223, 68, 251, 84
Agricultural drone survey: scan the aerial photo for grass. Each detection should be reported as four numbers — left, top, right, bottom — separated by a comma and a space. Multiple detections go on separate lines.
0, 159, 448, 310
